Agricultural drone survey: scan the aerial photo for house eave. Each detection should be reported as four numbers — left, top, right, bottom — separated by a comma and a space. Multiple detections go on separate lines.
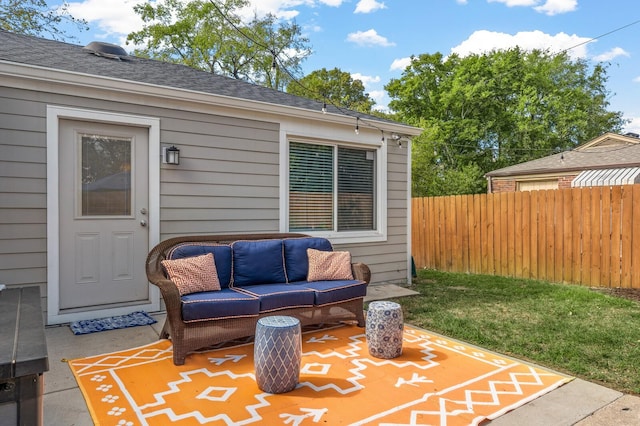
0, 60, 422, 136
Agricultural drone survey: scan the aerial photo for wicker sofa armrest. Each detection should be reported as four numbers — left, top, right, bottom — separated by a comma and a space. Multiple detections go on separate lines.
352, 262, 371, 284
150, 277, 182, 327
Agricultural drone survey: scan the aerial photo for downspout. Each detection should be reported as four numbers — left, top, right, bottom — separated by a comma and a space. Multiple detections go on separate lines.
487, 176, 492, 193
406, 137, 413, 285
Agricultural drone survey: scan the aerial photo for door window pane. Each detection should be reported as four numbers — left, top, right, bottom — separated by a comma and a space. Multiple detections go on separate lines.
80, 134, 132, 216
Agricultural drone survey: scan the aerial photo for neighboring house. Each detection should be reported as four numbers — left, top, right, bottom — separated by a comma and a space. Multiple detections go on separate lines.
485, 132, 640, 193
0, 31, 421, 325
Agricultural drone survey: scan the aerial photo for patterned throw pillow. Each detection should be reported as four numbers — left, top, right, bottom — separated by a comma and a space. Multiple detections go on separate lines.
307, 248, 354, 281
161, 253, 221, 295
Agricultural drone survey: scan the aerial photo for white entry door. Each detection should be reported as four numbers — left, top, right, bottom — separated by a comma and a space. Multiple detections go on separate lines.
58, 119, 151, 311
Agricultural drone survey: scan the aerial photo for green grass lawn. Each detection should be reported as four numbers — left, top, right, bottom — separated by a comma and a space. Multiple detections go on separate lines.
393, 269, 640, 395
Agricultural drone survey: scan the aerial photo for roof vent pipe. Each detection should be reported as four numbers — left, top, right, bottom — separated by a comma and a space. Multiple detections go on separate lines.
83, 41, 128, 60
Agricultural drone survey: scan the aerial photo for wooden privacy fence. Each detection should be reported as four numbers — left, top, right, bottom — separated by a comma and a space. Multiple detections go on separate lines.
412, 185, 640, 288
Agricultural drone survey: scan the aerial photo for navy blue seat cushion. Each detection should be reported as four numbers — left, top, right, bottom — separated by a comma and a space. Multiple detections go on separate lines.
167, 243, 233, 289
235, 284, 315, 313
283, 237, 333, 282
181, 288, 259, 322
298, 280, 368, 306
231, 239, 286, 286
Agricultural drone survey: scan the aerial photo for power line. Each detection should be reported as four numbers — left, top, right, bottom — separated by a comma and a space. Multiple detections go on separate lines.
206, 0, 388, 136
561, 18, 640, 55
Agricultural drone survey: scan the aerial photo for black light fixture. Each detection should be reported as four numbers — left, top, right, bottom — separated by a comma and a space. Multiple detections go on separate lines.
164, 145, 180, 165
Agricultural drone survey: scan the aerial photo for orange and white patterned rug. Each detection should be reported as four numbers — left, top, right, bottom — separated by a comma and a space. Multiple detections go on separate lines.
69, 324, 572, 425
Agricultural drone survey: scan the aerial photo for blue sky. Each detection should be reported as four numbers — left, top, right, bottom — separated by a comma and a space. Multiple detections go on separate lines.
53, 0, 640, 134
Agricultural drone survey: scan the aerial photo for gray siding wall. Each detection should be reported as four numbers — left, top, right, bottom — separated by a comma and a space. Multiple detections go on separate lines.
0, 85, 409, 308
0, 90, 48, 295
158, 115, 280, 237
0, 87, 280, 299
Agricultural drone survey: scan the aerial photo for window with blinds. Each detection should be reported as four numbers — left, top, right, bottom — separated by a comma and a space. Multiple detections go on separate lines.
289, 141, 376, 232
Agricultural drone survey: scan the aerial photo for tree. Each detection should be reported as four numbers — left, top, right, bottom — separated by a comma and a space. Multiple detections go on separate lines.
287, 67, 375, 113
0, 0, 87, 41
386, 48, 626, 196
127, 0, 311, 90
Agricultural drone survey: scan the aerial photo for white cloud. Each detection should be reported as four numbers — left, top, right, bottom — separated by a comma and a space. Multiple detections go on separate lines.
452, 30, 591, 59
242, 0, 344, 19
239, 0, 300, 20
633, 76, 640, 83
623, 115, 640, 135
488, 0, 577, 15
351, 73, 381, 86
489, 0, 537, 5
66, 0, 148, 45
318, 0, 344, 6
456, 0, 469, 4
390, 57, 413, 71
488, 0, 538, 6
354, 0, 386, 14
347, 29, 395, 47
306, 23, 323, 33
368, 89, 386, 105
534, 0, 578, 15
592, 47, 630, 62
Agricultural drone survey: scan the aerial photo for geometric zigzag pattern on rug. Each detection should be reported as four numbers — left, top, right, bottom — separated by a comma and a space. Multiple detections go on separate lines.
68, 324, 572, 425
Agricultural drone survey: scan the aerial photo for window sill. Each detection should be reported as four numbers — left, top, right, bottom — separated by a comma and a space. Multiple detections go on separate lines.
293, 230, 387, 245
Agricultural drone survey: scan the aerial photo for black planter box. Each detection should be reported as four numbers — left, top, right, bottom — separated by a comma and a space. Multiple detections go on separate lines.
0, 286, 49, 426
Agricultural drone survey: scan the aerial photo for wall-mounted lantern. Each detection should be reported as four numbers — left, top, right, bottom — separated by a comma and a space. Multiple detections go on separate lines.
163, 145, 180, 165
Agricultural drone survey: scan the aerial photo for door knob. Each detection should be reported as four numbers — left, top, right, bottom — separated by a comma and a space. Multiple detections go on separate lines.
140, 219, 147, 227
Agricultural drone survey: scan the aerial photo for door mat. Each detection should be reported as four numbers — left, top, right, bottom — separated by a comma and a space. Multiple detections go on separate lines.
69, 311, 157, 335
68, 324, 572, 425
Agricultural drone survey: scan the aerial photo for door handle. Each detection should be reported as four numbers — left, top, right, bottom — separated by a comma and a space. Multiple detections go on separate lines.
140, 219, 147, 227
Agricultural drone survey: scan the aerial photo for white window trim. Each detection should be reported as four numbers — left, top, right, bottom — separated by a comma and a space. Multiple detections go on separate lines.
280, 135, 387, 244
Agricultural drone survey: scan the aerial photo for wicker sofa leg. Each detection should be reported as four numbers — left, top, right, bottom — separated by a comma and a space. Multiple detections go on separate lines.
355, 300, 366, 327
174, 352, 186, 366
356, 309, 366, 327
172, 341, 187, 366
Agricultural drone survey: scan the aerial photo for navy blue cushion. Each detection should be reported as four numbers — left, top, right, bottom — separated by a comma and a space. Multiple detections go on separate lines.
298, 280, 367, 306
167, 243, 233, 289
232, 240, 286, 286
236, 284, 315, 313
181, 289, 259, 322
283, 237, 333, 282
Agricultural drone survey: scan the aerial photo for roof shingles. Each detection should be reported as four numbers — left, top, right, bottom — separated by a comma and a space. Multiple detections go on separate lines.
486, 137, 640, 177
0, 30, 399, 126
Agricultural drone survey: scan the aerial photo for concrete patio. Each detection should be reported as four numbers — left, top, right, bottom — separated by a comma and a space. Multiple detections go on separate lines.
42, 284, 640, 425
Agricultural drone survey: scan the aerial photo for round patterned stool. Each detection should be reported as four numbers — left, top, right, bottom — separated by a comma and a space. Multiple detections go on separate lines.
366, 301, 404, 359
254, 315, 302, 393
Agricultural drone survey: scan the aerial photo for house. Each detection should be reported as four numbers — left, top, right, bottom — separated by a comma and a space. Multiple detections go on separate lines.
485, 132, 640, 193
0, 30, 421, 325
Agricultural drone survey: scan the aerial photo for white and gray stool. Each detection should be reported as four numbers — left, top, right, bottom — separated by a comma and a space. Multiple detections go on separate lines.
254, 315, 302, 393
366, 301, 404, 359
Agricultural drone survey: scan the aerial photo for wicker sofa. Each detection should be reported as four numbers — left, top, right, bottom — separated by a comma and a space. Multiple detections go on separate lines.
146, 233, 371, 365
